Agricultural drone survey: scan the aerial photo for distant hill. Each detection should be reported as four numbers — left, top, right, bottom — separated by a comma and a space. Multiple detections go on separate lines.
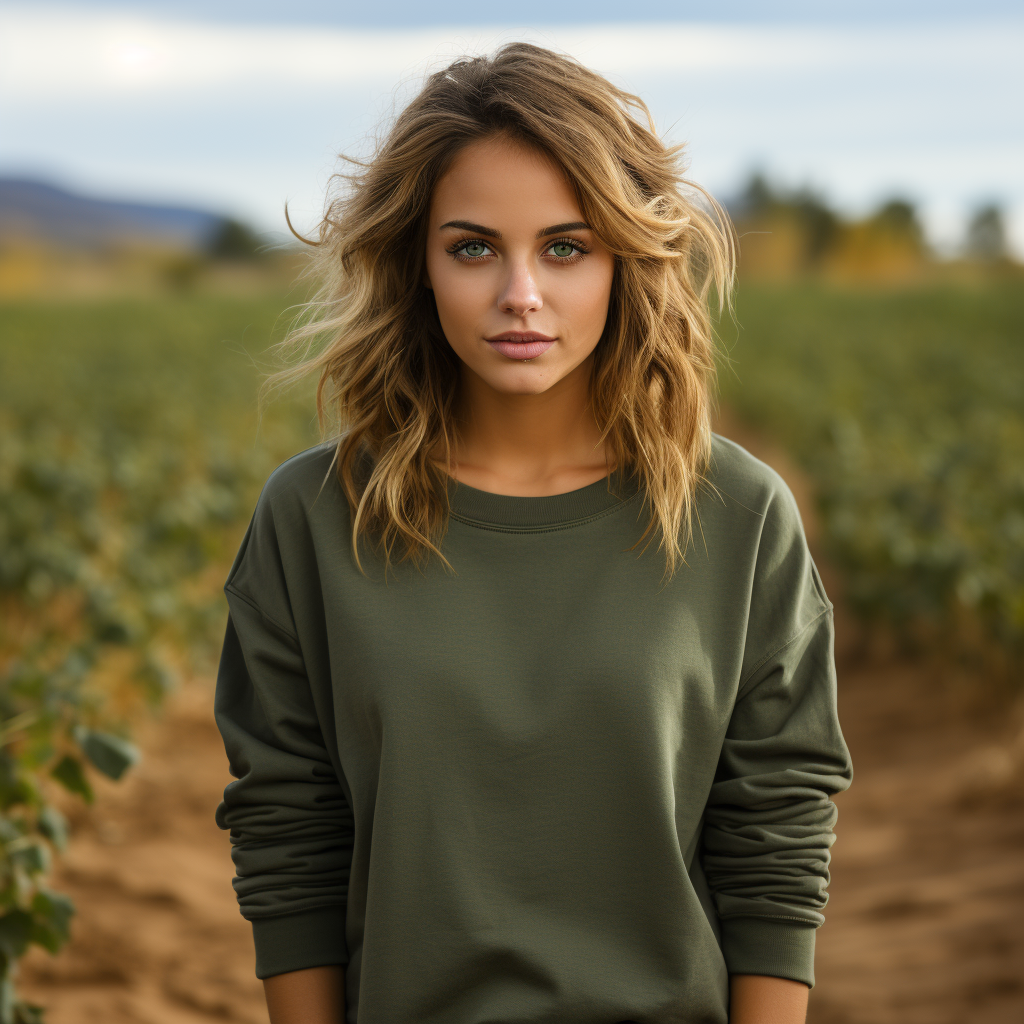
0, 178, 226, 249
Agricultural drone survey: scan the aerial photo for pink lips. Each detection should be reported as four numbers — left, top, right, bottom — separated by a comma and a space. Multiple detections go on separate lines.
486, 331, 556, 361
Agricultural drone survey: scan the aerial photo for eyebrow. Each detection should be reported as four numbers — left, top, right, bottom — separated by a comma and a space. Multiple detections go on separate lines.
439, 220, 501, 238
536, 221, 590, 237
437, 219, 592, 239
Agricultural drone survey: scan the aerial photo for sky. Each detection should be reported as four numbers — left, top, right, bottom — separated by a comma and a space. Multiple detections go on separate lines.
1, 2, 1022, 253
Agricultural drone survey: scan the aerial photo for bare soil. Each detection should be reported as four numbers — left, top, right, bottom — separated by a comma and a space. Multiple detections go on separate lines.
20, 430, 1024, 1023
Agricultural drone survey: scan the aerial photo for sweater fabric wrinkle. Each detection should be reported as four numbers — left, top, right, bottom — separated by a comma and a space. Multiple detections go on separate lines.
735, 607, 833, 700
224, 581, 300, 643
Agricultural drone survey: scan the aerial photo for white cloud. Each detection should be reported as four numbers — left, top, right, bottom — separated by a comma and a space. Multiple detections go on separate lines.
1, 5, 1021, 252
3, 7, 1022, 97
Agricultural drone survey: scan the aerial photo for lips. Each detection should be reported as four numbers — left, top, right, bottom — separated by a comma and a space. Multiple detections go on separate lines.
485, 331, 556, 361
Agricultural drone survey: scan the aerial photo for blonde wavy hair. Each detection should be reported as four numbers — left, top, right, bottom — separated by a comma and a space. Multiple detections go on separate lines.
277, 41, 735, 573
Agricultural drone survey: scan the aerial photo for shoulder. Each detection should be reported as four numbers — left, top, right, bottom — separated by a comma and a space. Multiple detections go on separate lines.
704, 433, 803, 537
257, 441, 343, 512
225, 442, 349, 611
247, 440, 351, 551
701, 433, 830, 624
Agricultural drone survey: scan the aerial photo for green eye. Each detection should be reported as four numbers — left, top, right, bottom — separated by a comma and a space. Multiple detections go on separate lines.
550, 242, 577, 258
461, 242, 487, 258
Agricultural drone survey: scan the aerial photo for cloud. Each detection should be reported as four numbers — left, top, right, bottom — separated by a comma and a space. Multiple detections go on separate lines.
2, 5, 1022, 252
3, 6, 1021, 98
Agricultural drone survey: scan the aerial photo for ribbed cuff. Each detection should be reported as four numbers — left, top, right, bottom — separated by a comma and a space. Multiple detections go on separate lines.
720, 916, 817, 988
250, 905, 348, 980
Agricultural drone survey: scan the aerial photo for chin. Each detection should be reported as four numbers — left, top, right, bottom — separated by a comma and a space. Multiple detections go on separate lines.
483, 366, 559, 395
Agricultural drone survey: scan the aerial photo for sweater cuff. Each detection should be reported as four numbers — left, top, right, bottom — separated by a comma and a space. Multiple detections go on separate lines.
251, 905, 348, 980
719, 916, 817, 988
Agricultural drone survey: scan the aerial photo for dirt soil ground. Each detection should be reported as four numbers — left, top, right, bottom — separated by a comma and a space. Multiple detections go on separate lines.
20, 429, 1024, 1024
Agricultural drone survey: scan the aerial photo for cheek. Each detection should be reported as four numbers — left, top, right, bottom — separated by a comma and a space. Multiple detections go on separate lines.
430, 261, 491, 331
560, 259, 615, 329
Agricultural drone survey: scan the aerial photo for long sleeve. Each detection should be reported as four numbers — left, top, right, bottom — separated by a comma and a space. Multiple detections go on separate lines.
214, 580, 354, 979
701, 480, 854, 988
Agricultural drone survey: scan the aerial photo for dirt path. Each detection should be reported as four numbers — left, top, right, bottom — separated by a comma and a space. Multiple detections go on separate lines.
21, 430, 1024, 1023
811, 657, 1024, 1024
21, 680, 267, 1024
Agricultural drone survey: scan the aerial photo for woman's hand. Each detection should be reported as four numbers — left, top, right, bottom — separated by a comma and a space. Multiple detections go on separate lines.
263, 965, 346, 1024
729, 974, 809, 1024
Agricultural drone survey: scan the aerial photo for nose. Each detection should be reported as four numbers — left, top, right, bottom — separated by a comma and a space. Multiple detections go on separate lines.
497, 259, 543, 317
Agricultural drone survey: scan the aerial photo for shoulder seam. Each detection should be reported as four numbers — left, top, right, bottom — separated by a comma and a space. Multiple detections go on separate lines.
710, 483, 768, 522
225, 582, 300, 644
736, 605, 833, 700
809, 561, 830, 608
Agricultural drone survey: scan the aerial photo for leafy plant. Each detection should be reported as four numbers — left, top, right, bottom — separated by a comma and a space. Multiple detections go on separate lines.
721, 280, 1024, 663
0, 293, 314, 1021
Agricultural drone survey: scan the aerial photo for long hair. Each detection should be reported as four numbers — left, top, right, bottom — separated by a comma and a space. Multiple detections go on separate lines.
274, 41, 735, 573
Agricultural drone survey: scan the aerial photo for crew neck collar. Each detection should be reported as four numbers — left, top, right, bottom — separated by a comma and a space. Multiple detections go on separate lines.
446, 468, 642, 531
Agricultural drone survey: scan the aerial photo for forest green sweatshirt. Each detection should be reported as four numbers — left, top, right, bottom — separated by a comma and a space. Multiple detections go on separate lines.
214, 434, 852, 1024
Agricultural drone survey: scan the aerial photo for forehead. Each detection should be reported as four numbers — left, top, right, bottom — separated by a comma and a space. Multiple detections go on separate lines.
429, 136, 582, 226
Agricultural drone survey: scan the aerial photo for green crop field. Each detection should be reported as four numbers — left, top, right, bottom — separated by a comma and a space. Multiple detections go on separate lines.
720, 281, 1024, 654
0, 293, 317, 685
0, 291, 317, 1022
1, 280, 1022, 1021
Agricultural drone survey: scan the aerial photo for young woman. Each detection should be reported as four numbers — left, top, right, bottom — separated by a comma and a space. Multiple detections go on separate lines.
214, 43, 853, 1024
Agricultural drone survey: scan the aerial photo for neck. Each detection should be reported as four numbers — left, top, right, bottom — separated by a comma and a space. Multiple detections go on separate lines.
447, 356, 613, 496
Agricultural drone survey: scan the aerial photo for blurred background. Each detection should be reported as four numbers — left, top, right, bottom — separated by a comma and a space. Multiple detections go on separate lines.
2, 2, 1022, 1023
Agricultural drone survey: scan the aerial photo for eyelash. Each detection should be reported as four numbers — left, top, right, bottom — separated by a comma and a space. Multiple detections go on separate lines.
445, 237, 591, 263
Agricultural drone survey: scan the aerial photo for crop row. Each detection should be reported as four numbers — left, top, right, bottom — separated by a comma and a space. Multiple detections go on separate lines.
720, 281, 1024, 658
0, 294, 312, 1022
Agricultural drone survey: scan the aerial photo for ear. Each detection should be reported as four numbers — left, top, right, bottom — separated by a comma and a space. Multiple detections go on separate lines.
423, 267, 433, 291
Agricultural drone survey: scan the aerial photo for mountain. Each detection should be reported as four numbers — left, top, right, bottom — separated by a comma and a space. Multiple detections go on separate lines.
0, 178, 225, 249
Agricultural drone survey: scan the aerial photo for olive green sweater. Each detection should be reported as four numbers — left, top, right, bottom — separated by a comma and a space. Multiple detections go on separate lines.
214, 435, 852, 1023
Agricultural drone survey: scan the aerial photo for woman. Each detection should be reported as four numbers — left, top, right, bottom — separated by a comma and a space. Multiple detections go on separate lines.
214, 42, 853, 1024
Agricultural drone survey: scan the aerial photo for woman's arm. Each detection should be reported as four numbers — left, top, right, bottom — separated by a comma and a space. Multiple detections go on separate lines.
263, 970, 800, 1024
215, 604, 353, 978
263, 966, 346, 1024
730, 975, 808, 1024
702, 480, 852, 989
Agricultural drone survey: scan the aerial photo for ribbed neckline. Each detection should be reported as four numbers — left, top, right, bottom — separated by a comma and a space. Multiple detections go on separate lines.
446, 468, 642, 531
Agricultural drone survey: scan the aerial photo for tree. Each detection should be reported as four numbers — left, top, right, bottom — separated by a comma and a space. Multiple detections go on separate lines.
966, 204, 1007, 261
791, 188, 840, 267
872, 199, 924, 248
206, 218, 265, 261
737, 172, 778, 219
732, 173, 840, 270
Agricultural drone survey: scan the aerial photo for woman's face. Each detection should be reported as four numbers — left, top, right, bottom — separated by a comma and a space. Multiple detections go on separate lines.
424, 135, 615, 397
